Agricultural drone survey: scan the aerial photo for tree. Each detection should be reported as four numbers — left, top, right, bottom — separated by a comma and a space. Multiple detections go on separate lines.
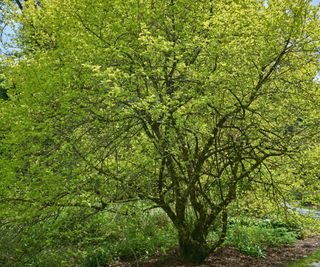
0, 83, 8, 100
0, 0, 319, 263
1, 0, 40, 10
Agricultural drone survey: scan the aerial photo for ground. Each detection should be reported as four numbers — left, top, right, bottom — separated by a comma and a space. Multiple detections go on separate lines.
113, 236, 320, 267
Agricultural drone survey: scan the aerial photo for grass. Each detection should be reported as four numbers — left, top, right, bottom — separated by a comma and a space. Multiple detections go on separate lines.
286, 250, 320, 267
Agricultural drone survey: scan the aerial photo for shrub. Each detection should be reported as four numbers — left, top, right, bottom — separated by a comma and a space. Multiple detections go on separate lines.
226, 218, 299, 257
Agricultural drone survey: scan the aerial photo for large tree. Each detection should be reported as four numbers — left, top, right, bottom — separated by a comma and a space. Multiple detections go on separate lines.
0, 0, 319, 263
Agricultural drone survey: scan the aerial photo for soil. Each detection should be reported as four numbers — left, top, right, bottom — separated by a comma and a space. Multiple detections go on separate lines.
113, 236, 320, 267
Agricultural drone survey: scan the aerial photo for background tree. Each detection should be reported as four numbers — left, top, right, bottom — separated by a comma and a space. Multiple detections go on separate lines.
0, 0, 319, 263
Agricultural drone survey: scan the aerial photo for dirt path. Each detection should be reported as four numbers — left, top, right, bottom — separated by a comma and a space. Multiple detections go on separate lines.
205, 236, 320, 267
114, 236, 320, 267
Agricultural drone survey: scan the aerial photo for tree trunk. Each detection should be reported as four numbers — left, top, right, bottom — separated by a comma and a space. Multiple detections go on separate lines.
176, 210, 228, 263
178, 232, 210, 263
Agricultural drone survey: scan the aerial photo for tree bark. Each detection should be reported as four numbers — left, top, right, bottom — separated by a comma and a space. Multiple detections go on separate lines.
179, 236, 210, 263
178, 227, 210, 264
14, 0, 23, 10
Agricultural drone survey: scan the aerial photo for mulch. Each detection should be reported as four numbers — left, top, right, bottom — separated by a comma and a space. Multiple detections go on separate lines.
113, 236, 320, 267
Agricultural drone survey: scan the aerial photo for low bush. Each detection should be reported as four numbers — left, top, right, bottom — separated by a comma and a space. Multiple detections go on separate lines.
0, 207, 177, 267
226, 218, 299, 256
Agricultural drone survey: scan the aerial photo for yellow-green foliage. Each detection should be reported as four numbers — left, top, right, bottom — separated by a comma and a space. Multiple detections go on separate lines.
0, 0, 319, 264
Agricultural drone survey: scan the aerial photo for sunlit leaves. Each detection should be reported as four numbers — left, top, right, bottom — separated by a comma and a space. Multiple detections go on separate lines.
0, 0, 319, 262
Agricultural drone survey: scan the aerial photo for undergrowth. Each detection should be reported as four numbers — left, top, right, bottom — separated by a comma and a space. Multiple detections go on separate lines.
0, 209, 304, 266
225, 217, 300, 256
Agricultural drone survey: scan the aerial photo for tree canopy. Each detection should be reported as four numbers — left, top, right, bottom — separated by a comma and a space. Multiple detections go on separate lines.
0, 0, 319, 263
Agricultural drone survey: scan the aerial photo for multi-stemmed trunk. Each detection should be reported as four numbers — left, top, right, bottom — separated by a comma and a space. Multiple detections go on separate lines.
170, 209, 228, 264
178, 228, 211, 263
